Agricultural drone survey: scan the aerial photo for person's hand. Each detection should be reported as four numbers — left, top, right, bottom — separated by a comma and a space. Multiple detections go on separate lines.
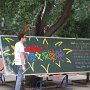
22, 65, 26, 72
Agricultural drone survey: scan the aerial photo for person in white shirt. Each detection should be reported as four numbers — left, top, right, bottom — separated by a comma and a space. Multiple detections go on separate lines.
14, 33, 26, 90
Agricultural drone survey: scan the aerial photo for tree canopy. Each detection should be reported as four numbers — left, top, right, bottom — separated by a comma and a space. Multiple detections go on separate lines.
0, 0, 90, 38
57, 0, 90, 38
0, 0, 74, 36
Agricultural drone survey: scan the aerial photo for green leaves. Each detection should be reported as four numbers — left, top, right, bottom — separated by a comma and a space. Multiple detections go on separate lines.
0, 0, 65, 35
1, 0, 89, 37
73, 0, 90, 21
57, 0, 90, 38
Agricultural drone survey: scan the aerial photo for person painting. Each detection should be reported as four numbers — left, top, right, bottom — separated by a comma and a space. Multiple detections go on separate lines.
14, 33, 27, 90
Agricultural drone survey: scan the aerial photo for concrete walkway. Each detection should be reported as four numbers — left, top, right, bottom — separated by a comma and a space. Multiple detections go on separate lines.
0, 83, 90, 90
0, 73, 90, 90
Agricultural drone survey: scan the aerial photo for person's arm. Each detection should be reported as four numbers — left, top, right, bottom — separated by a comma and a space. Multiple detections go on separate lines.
20, 52, 26, 72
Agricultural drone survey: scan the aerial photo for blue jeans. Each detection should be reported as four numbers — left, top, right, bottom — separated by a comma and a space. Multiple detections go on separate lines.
15, 65, 24, 90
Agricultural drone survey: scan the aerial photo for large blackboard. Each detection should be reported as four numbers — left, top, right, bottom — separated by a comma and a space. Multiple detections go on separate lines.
0, 35, 90, 75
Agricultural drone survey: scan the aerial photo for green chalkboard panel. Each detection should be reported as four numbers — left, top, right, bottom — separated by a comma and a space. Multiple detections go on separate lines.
1, 35, 90, 75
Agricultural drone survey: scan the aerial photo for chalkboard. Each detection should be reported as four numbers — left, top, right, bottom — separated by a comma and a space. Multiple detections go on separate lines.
0, 37, 4, 73
0, 35, 90, 75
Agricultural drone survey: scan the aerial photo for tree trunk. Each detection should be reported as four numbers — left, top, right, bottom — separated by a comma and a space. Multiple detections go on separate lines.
35, 1, 54, 36
44, 0, 74, 37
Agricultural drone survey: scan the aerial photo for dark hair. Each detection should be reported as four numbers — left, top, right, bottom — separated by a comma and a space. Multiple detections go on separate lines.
18, 33, 25, 40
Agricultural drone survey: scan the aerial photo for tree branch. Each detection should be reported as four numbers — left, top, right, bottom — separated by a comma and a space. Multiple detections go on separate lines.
35, 0, 54, 36
44, 0, 74, 37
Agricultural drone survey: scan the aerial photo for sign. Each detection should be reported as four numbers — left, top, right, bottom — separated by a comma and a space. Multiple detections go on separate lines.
0, 35, 90, 75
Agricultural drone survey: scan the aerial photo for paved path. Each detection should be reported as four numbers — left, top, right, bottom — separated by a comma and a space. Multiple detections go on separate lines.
0, 74, 90, 90
0, 85, 90, 90
0, 81, 90, 90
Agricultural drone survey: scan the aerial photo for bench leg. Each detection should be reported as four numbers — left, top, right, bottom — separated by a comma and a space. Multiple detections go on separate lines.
0, 74, 5, 83
36, 78, 43, 90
